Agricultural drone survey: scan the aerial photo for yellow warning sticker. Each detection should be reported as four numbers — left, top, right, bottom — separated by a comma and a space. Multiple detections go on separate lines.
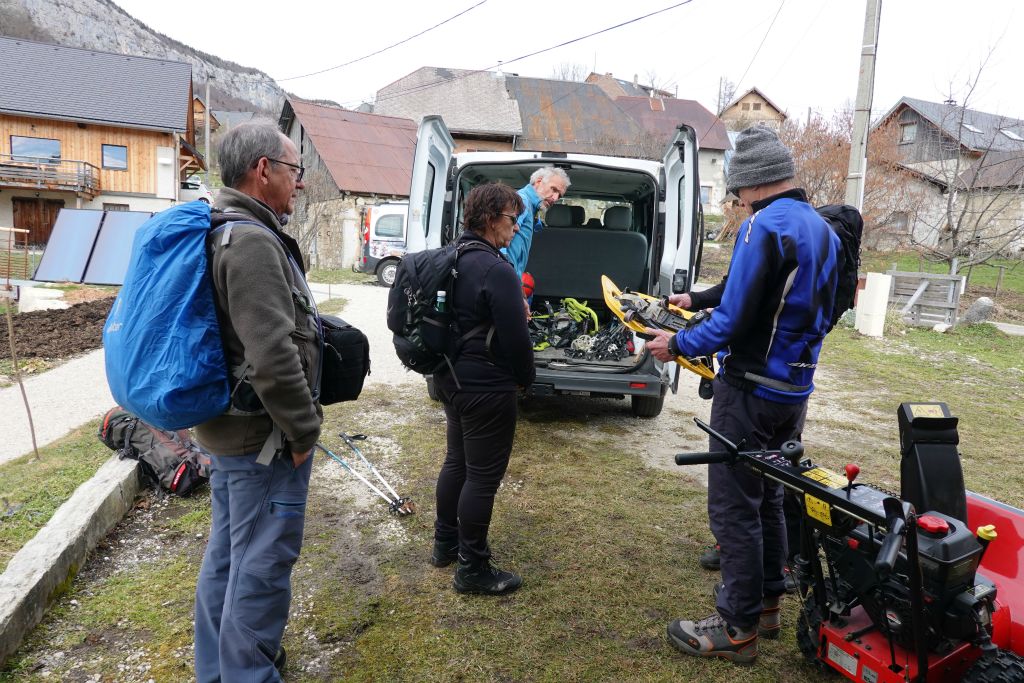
805, 494, 832, 526
909, 404, 945, 418
801, 467, 847, 489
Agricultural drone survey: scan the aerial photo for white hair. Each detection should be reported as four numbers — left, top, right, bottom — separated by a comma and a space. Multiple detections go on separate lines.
530, 165, 571, 188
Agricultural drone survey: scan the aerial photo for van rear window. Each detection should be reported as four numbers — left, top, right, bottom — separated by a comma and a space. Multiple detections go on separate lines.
375, 214, 404, 238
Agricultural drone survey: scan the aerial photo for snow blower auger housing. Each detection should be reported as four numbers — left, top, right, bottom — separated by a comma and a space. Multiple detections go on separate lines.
673, 402, 1024, 683
601, 275, 715, 399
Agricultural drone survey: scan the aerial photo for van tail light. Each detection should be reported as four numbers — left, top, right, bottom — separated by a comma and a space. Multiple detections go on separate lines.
362, 209, 371, 243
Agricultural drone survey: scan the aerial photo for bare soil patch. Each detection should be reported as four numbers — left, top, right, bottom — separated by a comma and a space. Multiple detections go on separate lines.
1, 298, 113, 359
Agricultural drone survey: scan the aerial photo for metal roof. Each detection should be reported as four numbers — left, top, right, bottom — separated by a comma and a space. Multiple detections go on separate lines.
505, 77, 650, 157
284, 99, 417, 197
0, 35, 191, 131
878, 97, 1024, 154
613, 96, 732, 151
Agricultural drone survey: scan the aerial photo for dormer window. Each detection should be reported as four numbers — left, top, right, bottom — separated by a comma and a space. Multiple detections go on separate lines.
1000, 129, 1023, 141
962, 123, 982, 134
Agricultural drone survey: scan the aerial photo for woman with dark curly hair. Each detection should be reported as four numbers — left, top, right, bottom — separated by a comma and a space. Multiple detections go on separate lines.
429, 182, 535, 595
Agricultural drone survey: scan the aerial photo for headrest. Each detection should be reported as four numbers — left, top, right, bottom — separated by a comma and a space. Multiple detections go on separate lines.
604, 206, 632, 230
584, 218, 602, 229
545, 204, 573, 227
570, 205, 585, 225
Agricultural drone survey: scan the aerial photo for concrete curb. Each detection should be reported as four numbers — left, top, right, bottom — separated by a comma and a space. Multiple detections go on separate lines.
0, 456, 140, 664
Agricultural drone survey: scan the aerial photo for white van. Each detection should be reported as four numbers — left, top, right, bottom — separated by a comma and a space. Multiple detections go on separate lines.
406, 116, 705, 417
355, 201, 409, 286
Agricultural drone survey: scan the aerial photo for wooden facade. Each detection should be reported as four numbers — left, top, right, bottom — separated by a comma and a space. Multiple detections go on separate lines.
1, 113, 175, 195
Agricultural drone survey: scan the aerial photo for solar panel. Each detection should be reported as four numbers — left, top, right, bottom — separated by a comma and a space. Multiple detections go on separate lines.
83, 211, 152, 285
31, 209, 104, 283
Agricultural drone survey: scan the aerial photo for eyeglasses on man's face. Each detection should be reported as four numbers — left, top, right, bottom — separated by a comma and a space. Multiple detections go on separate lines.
268, 158, 305, 182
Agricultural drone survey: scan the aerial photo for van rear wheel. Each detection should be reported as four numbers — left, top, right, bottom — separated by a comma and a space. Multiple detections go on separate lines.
631, 394, 664, 418
377, 259, 398, 287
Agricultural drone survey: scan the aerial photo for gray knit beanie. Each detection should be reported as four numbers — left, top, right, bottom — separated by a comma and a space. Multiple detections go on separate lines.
726, 125, 795, 195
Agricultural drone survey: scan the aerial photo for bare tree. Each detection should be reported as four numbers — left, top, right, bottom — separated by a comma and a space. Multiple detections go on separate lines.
551, 62, 589, 82
902, 80, 1024, 270
772, 108, 926, 248
717, 77, 737, 116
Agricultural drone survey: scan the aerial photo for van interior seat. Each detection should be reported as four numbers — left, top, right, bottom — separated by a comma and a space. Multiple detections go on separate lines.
529, 227, 648, 303
569, 205, 586, 226
604, 206, 632, 230
544, 204, 573, 228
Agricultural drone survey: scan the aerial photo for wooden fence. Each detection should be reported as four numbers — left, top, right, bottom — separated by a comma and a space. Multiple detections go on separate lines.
887, 270, 965, 326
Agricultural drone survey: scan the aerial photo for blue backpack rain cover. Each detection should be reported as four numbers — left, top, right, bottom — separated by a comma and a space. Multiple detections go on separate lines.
104, 201, 230, 430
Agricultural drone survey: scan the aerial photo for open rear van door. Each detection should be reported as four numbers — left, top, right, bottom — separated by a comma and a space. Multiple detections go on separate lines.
660, 125, 701, 296
406, 116, 455, 254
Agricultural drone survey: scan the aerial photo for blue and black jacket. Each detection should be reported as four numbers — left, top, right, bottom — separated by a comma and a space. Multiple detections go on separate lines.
671, 189, 839, 404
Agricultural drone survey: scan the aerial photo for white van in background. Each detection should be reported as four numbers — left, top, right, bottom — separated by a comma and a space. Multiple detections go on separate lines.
355, 201, 409, 286
405, 116, 705, 417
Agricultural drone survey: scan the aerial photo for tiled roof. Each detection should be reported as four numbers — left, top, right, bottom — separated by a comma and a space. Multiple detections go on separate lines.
284, 99, 417, 196
0, 35, 191, 130
373, 66, 521, 135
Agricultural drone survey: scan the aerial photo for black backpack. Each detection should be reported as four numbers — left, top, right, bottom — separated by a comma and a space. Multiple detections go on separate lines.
98, 407, 210, 496
386, 241, 490, 377
816, 204, 863, 331
319, 314, 370, 404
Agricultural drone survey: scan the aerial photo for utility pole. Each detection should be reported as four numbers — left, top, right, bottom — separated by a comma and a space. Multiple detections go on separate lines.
205, 75, 213, 186
844, 0, 882, 209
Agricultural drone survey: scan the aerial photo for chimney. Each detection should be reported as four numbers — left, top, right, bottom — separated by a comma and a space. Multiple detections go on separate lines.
633, 73, 638, 87
944, 98, 957, 106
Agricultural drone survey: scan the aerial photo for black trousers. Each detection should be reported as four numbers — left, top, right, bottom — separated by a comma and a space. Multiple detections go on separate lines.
706, 376, 807, 630
434, 390, 518, 564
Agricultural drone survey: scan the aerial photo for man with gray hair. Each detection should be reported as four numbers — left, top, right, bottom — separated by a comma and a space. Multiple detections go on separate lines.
192, 119, 321, 682
646, 125, 839, 665
501, 165, 570, 280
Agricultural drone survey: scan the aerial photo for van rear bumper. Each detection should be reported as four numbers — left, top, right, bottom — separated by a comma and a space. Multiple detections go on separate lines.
528, 357, 669, 399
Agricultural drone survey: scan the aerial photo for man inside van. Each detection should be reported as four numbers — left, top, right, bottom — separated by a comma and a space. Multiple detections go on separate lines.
646, 125, 839, 665
193, 120, 321, 682
502, 166, 570, 280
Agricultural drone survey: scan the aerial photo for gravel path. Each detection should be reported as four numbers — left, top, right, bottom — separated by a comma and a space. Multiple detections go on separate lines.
1, 283, 404, 465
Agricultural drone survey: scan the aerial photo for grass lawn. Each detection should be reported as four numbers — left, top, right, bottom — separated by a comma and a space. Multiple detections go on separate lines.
0, 422, 114, 572
3, 319, 1023, 681
307, 268, 378, 286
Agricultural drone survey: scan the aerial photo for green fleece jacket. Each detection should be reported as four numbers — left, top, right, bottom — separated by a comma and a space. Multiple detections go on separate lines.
192, 188, 323, 456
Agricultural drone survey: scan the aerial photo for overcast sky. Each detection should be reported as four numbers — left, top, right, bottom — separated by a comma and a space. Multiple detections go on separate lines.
113, 0, 1023, 121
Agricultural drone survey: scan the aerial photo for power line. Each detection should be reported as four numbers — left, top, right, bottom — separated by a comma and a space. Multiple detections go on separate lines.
276, 0, 488, 83
345, 0, 696, 109
732, 0, 786, 99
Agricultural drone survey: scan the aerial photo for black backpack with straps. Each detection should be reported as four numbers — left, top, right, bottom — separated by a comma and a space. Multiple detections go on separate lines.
387, 241, 491, 378
816, 204, 864, 331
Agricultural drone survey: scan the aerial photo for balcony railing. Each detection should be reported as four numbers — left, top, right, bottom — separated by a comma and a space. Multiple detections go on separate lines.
0, 154, 101, 197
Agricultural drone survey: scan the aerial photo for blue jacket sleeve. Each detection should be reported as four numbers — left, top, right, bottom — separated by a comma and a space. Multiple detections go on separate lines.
674, 217, 777, 357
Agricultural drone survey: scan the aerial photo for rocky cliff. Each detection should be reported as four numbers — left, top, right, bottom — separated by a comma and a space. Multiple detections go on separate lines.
0, 0, 285, 113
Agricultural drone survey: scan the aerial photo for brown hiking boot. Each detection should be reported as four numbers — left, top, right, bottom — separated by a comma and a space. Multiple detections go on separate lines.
667, 613, 757, 664
714, 582, 782, 639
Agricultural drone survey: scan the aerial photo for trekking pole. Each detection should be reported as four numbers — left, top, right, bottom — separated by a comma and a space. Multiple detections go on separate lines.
339, 433, 416, 515
315, 443, 406, 513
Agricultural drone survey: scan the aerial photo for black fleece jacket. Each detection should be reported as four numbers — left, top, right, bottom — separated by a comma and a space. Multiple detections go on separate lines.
435, 232, 535, 392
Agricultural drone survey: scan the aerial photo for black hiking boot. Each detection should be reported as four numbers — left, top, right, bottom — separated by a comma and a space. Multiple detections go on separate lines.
430, 539, 459, 568
453, 556, 522, 595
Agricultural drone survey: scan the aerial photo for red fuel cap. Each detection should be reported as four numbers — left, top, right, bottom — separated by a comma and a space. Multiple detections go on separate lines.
918, 515, 950, 535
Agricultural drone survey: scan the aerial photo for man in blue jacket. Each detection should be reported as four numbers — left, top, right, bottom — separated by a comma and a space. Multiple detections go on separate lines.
647, 125, 839, 665
501, 165, 570, 279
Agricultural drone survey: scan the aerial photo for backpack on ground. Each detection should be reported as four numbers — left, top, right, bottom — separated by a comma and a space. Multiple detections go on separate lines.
386, 241, 490, 378
816, 204, 864, 331
98, 407, 209, 496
